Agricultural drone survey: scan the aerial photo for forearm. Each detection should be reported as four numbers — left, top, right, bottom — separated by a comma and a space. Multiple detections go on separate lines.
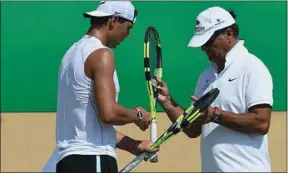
161, 96, 183, 123
216, 109, 269, 135
161, 96, 201, 138
116, 131, 140, 155
108, 104, 138, 125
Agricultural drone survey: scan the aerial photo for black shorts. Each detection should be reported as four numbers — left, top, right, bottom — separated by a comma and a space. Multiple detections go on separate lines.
56, 154, 118, 173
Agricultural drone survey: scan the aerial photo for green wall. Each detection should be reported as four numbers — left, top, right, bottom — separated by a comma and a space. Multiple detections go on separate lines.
1, 1, 287, 112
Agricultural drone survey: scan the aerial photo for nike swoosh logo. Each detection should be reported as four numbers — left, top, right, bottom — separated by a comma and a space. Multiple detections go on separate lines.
228, 78, 236, 82
114, 12, 122, 15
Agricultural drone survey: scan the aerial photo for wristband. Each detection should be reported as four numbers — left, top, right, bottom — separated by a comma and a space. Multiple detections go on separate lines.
211, 107, 223, 123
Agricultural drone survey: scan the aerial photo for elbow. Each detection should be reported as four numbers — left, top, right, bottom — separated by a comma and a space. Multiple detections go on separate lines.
99, 111, 115, 124
100, 116, 114, 124
101, 117, 114, 124
257, 123, 270, 135
184, 130, 201, 139
98, 103, 120, 124
186, 134, 199, 139
183, 125, 202, 138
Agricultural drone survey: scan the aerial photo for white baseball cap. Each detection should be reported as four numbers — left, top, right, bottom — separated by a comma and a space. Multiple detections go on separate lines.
83, 1, 137, 23
188, 6, 235, 48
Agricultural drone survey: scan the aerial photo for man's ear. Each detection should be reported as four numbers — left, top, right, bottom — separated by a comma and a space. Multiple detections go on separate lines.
225, 28, 234, 38
108, 16, 118, 29
110, 16, 120, 24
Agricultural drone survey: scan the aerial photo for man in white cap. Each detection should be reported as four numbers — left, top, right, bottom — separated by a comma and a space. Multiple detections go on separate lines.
42, 1, 158, 173
155, 6, 273, 172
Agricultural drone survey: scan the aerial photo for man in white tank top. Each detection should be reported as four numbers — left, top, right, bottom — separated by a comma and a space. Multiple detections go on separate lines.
42, 1, 158, 173
154, 7, 273, 172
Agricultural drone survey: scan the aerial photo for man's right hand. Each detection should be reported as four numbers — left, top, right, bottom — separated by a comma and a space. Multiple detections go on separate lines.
155, 77, 170, 105
134, 107, 150, 131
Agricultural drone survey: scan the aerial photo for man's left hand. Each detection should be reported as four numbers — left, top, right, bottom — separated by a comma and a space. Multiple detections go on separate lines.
191, 95, 214, 124
132, 140, 159, 156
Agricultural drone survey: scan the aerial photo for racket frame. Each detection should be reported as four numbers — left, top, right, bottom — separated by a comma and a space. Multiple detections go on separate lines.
144, 26, 163, 163
119, 88, 220, 173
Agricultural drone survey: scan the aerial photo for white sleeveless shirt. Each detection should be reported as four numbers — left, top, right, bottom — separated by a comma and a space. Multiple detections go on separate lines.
56, 35, 120, 162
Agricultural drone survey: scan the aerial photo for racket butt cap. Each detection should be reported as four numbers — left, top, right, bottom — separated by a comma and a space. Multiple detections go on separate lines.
149, 155, 159, 163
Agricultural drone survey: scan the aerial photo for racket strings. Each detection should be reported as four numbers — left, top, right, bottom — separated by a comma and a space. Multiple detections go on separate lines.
148, 33, 160, 101
148, 33, 158, 77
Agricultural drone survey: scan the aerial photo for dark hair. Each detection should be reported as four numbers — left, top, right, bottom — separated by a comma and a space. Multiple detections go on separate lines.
227, 9, 239, 38
89, 16, 112, 26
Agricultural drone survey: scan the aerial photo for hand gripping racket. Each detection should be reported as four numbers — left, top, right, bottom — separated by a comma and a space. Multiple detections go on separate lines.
119, 88, 220, 173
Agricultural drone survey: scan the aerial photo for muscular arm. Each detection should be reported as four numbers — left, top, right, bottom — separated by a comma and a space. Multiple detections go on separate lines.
85, 48, 137, 125
161, 96, 202, 138
116, 131, 141, 155
215, 104, 272, 135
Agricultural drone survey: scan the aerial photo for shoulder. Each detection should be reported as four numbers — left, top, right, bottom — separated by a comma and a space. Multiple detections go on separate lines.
245, 53, 272, 78
86, 48, 115, 73
87, 48, 114, 64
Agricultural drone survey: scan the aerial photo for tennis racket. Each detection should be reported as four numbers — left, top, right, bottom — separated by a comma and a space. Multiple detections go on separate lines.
119, 88, 220, 173
143, 26, 162, 163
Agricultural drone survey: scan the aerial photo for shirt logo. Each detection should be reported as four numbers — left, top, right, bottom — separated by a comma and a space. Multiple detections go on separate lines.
228, 78, 237, 82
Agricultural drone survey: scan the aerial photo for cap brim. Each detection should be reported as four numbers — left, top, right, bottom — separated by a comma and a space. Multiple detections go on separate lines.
187, 32, 214, 48
83, 10, 113, 18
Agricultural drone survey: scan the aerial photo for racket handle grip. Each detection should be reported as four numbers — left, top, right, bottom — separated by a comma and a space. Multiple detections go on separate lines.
150, 120, 157, 142
150, 120, 158, 163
